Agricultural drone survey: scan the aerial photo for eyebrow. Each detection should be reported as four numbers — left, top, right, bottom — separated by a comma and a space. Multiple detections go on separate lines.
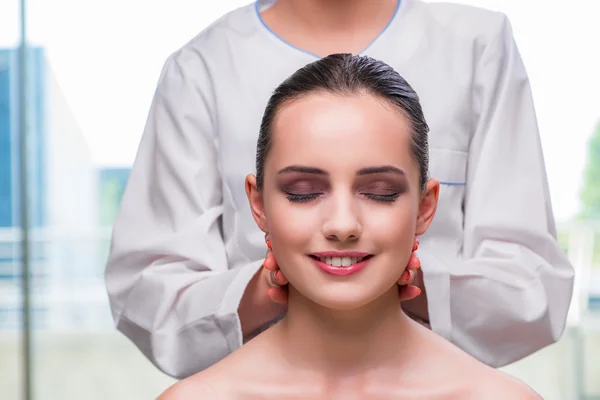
277, 166, 327, 175
357, 166, 405, 176
276, 165, 405, 176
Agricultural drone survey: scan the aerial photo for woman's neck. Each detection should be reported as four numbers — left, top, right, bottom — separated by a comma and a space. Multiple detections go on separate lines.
273, 285, 417, 375
267, 0, 399, 33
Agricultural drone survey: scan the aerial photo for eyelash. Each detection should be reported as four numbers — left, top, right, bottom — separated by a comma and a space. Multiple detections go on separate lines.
285, 193, 321, 203
285, 192, 400, 203
364, 193, 400, 203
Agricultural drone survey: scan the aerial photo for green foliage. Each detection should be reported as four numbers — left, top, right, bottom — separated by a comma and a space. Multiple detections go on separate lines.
576, 122, 600, 268
99, 178, 124, 227
580, 122, 600, 219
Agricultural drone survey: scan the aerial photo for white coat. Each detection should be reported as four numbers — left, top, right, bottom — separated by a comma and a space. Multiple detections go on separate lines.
105, 0, 574, 379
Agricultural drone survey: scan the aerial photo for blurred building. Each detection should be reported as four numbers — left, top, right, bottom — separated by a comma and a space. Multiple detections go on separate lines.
98, 167, 130, 227
0, 46, 99, 330
0, 47, 45, 229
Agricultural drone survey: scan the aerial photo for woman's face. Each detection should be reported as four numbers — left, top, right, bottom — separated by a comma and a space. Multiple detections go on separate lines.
247, 92, 438, 310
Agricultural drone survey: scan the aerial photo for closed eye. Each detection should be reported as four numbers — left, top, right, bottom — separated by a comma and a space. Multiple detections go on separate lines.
361, 192, 400, 203
286, 192, 322, 203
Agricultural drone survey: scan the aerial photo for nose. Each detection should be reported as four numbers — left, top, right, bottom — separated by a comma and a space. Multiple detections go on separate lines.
321, 194, 362, 242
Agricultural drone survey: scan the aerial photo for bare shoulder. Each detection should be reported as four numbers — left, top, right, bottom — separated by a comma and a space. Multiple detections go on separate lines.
156, 336, 271, 400
414, 329, 541, 399
469, 369, 542, 399
155, 351, 249, 400
157, 375, 222, 400
446, 351, 541, 399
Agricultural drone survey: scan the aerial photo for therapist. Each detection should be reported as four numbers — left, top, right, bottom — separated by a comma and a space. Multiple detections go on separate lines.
105, 0, 574, 379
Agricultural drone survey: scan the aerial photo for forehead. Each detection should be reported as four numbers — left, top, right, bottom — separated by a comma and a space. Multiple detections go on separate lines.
267, 93, 416, 176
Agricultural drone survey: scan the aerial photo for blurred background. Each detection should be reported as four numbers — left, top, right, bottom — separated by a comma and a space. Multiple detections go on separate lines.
0, 0, 599, 399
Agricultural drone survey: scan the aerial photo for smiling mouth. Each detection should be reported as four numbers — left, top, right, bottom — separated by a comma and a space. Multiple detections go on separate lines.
308, 254, 374, 267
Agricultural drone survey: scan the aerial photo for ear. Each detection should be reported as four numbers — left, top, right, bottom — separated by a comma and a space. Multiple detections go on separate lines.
415, 178, 440, 236
245, 174, 268, 233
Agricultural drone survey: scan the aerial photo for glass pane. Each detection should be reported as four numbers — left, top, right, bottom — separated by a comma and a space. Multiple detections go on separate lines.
8, 0, 599, 399
448, 1, 600, 399
20, 1, 254, 399
0, 0, 24, 398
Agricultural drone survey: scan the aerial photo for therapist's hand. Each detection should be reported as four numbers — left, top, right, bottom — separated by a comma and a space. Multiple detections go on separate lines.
262, 252, 289, 304
263, 245, 422, 304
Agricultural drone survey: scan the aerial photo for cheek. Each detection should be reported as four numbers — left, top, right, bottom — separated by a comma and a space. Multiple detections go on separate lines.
264, 197, 320, 264
364, 198, 417, 259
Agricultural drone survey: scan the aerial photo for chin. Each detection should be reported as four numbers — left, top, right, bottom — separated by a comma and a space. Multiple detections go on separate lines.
306, 287, 382, 311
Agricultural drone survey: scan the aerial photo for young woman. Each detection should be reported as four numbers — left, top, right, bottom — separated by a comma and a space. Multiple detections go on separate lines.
106, 0, 573, 378
158, 54, 541, 400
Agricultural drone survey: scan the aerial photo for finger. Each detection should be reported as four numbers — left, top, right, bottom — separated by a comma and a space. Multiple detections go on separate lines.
271, 269, 289, 286
277, 269, 290, 285
263, 251, 278, 271
267, 287, 289, 304
268, 269, 289, 287
397, 269, 414, 285
275, 269, 289, 285
398, 285, 422, 302
269, 269, 280, 287
407, 252, 421, 271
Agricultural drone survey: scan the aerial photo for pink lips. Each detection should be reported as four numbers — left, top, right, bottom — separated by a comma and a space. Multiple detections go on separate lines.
309, 251, 373, 277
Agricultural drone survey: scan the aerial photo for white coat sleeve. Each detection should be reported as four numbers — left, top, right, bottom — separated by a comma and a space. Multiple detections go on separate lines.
104, 52, 263, 379
422, 16, 575, 368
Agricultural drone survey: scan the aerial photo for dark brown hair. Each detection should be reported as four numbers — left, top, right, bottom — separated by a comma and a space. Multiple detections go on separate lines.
256, 53, 429, 191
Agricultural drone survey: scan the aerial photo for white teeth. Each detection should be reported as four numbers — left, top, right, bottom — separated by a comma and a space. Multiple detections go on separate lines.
318, 256, 365, 267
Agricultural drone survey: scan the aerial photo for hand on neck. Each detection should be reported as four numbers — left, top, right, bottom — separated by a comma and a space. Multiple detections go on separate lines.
274, 284, 416, 376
